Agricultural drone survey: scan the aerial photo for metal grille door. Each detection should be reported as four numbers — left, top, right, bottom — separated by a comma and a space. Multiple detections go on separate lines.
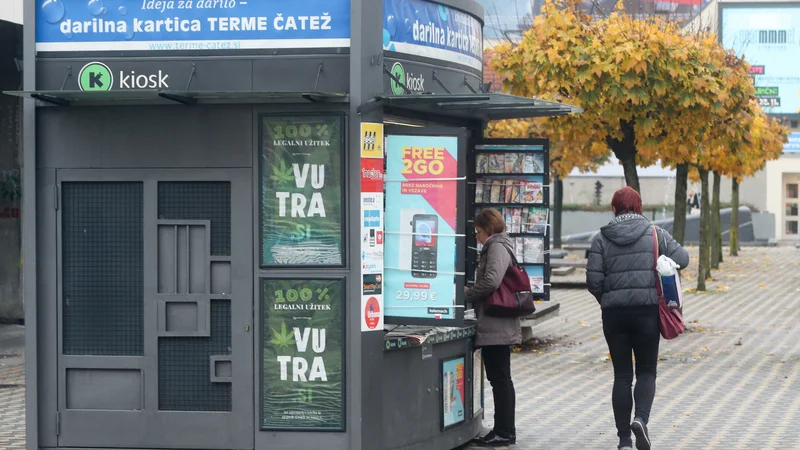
56, 170, 253, 449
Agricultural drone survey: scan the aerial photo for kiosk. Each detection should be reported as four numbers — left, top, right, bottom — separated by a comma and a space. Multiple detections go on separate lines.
10, 0, 579, 449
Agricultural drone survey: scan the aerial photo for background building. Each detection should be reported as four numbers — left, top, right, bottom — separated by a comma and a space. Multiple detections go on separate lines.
0, 0, 22, 322
685, 0, 800, 242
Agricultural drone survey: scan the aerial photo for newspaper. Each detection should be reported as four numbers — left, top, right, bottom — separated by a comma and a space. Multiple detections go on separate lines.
385, 326, 466, 345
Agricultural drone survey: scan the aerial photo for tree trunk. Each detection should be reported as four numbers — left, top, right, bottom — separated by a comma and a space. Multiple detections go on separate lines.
619, 154, 641, 193
711, 171, 722, 269
554, 176, 563, 249
697, 169, 711, 291
716, 175, 724, 264
673, 163, 689, 245
608, 120, 640, 193
730, 178, 739, 256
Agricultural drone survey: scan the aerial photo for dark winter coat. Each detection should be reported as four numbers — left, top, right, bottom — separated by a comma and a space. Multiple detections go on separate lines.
466, 233, 522, 347
586, 214, 690, 309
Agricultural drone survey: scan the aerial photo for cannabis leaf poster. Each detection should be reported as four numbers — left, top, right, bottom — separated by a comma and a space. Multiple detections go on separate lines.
260, 115, 344, 267
261, 278, 345, 430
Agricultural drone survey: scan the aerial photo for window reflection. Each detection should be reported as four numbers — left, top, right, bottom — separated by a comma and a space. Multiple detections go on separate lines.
786, 183, 799, 199
786, 220, 798, 235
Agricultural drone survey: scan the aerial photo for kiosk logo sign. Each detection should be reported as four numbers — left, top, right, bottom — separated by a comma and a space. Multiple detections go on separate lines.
78, 62, 170, 91
390, 62, 424, 95
78, 62, 113, 91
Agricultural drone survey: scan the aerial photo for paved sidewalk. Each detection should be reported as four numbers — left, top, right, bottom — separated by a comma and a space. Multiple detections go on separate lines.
0, 324, 25, 450
1, 247, 799, 450
468, 246, 800, 449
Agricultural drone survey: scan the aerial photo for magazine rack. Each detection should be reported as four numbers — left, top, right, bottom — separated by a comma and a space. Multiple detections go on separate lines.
467, 138, 552, 304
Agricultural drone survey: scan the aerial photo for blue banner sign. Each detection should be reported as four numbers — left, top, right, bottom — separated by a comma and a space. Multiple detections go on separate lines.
383, 0, 483, 71
36, 0, 350, 52
785, 132, 800, 153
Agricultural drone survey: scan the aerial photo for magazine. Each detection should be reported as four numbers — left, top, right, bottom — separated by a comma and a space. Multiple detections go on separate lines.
510, 180, 522, 203
515, 237, 525, 262
522, 181, 543, 204
532, 184, 544, 203
506, 153, 524, 173
523, 237, 544, 264
505, 153, 521, 174
504, 179, 514, 203
488, 153, 504, 173
521, 208, 529, 232
490, 180, 503, 203
528, 207, 549, 233
532, 153, 545, 173
475, 178, 485, 203
529, 276, 545, 294
523, 154, 536, 173
476, 153, 489, 174
503, 208, 513, 232
512, 208, 522, 234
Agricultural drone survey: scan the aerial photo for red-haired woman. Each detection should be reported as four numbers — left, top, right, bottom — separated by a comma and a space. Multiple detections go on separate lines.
586, 186, 689, 450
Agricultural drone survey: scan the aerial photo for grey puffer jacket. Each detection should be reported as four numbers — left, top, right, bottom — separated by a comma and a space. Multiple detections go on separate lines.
466, 233, 522, 347
586, 214, 690, 309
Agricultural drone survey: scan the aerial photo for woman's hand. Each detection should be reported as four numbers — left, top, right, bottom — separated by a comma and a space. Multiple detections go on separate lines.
464, 286, 470, 294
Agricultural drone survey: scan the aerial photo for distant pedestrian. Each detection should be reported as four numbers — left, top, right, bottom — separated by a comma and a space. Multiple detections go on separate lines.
586, 186, 690, 450
687, 189, 700, 215
466, 208, 521, 447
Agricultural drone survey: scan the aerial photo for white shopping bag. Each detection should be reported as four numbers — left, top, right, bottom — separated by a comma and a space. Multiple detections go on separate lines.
657, 255, 682, 309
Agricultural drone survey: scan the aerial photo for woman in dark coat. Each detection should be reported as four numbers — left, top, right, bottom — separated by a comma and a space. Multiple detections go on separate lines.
586, 186, 690, 450
466, 208, 521, 447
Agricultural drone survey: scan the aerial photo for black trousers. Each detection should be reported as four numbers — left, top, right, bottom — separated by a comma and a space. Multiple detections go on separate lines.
602, 305, 660, 444
482, 345, 516, 437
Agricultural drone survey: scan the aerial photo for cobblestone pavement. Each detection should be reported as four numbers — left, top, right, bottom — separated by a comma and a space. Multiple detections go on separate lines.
1, 247, 799, 450
467, 246, 800, 449
0, 324, 25, 450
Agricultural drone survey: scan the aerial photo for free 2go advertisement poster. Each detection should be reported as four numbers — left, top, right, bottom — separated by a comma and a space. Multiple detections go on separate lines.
385, 134, 459, 322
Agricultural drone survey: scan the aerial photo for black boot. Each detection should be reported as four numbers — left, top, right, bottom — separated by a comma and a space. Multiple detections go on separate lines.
631, 417, 651, 450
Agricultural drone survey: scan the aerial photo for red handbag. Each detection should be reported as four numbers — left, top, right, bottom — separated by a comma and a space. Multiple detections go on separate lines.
483, 245, 536, 318
652, 226, 685, 339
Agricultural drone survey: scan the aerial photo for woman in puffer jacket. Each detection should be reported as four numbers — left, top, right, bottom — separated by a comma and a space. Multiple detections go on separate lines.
465, 208, 521, 447
586, 186, 689, 450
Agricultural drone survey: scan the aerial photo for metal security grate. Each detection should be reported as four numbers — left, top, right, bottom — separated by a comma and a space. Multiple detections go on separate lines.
157, 182, 231, 256
158, 300, 232, 411
61, 182, 144, 356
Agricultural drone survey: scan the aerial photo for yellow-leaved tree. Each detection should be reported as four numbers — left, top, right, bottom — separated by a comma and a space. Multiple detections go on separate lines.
489, 0, 744, 193
686, 104, 787, 288
488, 0, 788, 290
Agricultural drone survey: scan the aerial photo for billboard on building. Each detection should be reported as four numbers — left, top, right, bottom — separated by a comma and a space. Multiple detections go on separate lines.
35, 0, 350, 52
383, 0, 484, 72
720, 3, 800, 115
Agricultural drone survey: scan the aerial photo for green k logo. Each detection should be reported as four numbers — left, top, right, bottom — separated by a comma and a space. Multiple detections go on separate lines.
390, 62, 406, 96
79, 62, 113, 91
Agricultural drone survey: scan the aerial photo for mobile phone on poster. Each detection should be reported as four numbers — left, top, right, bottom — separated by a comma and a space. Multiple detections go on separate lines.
411, 214, 438, 278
